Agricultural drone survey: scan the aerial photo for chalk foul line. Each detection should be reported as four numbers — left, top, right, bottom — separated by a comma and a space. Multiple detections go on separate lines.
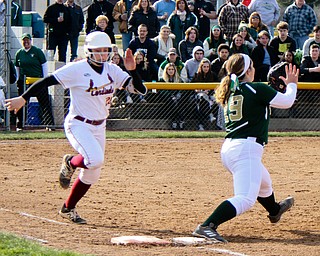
0, 207, 67, 225
198, 247, 249, 256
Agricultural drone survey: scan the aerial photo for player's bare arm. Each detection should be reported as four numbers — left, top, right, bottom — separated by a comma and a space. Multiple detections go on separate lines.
5, 96, 26, 114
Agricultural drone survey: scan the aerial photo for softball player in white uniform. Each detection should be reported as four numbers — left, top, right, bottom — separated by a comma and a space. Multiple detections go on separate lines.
5, 32, 147, 224
193, 54, 299, 242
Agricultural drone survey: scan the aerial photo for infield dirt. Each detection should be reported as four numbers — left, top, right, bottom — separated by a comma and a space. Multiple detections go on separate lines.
0, 137, 319, 256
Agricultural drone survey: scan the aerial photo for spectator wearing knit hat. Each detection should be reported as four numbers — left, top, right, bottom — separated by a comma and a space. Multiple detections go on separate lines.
203, 25, 228, 62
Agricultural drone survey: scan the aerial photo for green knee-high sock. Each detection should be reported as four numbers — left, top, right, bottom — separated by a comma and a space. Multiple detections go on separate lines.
202, 200, 237, 228
257, 193, 280, 216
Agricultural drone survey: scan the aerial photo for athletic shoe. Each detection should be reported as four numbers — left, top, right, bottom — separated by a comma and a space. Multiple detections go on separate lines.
209, 113, 216, 123
59, 204, 87, 224
59, 154, 75, 189
46, 127, 55, 132
16, 128, 23, 132
268, 196, 294, 223
172, 122, 177, 129
126, 95, 133, 104
198, 124, 205, 131
192, 224, 227, 243
179, 121, 185, 130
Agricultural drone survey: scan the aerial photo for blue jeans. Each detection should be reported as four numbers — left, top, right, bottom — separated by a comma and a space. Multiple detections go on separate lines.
121, 32, 132, 51
68, 35, 79, 62
268, 26, 275, 38
290, 34, 309, 50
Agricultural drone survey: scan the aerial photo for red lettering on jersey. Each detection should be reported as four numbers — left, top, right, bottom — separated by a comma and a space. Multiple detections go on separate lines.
91, 86, 114, 96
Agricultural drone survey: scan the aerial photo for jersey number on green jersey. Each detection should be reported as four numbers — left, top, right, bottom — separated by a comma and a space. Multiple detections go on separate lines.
225, 95, 244, 123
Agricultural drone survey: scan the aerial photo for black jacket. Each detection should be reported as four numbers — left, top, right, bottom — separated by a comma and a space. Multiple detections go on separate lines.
300, 56, 320, 82
211, 57, 227, 82
251, 44, 278, 69
86, 0, 115, 34
128, 8, 160, 38
65, 2, 84, 37
43, 2, 71, 36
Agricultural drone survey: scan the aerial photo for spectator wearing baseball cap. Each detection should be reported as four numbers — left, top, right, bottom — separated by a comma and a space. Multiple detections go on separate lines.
14, 31, 55, 131
158, 47, 188, 82
21, 33, 32, 40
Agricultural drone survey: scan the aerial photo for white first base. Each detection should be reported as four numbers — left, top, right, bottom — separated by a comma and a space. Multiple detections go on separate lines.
172, 236, 218, 245
111, 235, 171, 245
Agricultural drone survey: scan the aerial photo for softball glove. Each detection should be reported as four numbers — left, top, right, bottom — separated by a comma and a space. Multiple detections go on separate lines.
267, 61, 288, 93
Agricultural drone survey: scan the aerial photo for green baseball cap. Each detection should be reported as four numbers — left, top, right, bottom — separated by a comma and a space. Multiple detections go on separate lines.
21, 33, 32, 40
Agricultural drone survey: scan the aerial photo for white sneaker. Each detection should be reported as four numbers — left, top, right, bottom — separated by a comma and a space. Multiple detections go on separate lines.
59, 204, 87, 224
209, 113, 216, 122
198, 124, 205, 131
172, 122, 177, 129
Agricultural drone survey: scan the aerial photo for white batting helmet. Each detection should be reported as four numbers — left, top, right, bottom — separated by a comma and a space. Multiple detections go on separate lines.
84, 31, 112, 63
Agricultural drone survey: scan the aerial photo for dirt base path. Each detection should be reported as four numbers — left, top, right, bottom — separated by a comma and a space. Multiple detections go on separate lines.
0, 138, 319, 256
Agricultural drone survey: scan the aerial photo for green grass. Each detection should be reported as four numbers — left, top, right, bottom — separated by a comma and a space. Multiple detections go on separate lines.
0, 232, 88, 256
0, 130, 320, 140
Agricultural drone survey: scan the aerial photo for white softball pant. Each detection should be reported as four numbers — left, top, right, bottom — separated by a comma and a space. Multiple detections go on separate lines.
221, 137, 273, 215
64, 115, 106, 185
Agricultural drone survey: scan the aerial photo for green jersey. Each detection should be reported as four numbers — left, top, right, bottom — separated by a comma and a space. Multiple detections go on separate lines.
15, 46, 46, 81
224, 82, 277, 145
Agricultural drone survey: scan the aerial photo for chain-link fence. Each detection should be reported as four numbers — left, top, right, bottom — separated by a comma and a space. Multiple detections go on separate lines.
4, 79, 320, 132
106, 84, 320, 132
1, 0, 320, 132
0, 0, 9, 130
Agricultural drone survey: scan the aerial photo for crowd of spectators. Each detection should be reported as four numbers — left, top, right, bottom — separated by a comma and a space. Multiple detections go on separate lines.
2, 0, 320, 131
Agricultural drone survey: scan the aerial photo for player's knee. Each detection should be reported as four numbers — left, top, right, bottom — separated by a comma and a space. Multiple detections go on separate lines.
230, 195, 256, 215
86, 155, 104, 170
79, 169, 101, 185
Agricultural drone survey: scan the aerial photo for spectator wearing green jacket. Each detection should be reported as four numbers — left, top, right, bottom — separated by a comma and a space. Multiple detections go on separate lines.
158, 47, 188, 82
167, 0, 197, 48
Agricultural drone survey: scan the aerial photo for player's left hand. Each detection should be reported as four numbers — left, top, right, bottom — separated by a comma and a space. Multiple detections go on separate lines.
279, 63, 299, 86
5, 96, 26, 114
123, 49, 136, 71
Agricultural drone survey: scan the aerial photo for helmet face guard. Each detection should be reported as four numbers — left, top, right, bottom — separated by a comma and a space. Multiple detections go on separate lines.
84, 32, 112, 63
85, 49, 112, 64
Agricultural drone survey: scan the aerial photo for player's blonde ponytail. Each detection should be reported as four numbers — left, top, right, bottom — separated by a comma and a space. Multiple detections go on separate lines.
215, 54, 247, 106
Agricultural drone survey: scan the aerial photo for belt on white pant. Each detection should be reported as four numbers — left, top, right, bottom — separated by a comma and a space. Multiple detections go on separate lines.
74, 115, 105, 125
231, 137, 264, 146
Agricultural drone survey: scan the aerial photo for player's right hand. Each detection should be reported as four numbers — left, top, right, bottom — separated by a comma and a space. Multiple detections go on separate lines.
5, 96, 26, 114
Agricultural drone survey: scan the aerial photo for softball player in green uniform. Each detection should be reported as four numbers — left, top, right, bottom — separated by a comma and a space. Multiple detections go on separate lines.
193, 53, 299, 243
